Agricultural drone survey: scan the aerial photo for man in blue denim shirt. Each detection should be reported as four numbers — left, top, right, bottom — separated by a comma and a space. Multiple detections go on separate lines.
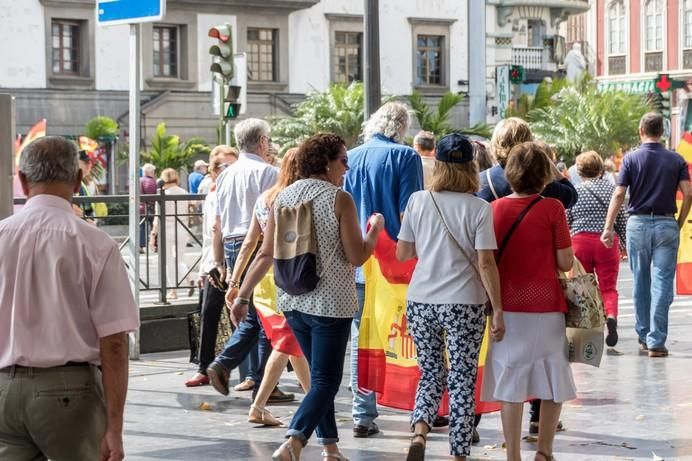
602, 112, 692, 357
344, 102, 424, 437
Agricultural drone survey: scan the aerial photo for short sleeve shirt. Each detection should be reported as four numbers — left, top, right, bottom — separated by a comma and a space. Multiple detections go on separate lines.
344, 134, 424, 283
492, 195, 572, 313
399, 191, 497, 305
618, 142, 690, 213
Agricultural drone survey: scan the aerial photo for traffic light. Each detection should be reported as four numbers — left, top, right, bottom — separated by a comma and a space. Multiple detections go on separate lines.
224, 84, 242, 120
509, 65, 524, 84
660, 90, 671, 119
209, 23, 233, 80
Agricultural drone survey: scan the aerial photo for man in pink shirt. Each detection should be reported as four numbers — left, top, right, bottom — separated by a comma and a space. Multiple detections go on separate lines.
0, 137, 140, 461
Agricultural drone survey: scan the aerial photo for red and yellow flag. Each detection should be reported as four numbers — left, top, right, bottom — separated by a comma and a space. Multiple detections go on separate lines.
675, 132, 692, 294
357, 231, 500, 414
14, 119, 47, 167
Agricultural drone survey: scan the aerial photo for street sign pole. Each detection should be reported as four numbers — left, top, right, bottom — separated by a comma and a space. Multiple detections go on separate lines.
99, 0, 166, 360
468, 1, 487, 125
0, 94, 15, 220
128, 23, 141, 359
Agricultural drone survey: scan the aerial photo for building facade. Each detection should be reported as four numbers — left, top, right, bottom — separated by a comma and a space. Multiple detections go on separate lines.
567, 0, 692, 145
1, 0, 475, 143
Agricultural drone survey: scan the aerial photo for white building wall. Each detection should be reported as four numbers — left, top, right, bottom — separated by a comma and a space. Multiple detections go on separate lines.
0, 0, 46, 88
95, 24, 129, 91
289, 0, 468, 96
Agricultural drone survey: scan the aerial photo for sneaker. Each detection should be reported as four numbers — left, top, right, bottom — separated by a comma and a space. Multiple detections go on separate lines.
605, 317, 618, 347
648, 347, 669, 358
353, 422, 379, 438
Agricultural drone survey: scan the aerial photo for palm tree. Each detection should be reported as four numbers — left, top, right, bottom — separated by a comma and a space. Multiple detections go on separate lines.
408, 90, 492, 139
270, 82, 366, 151
140, 123, 197, 172
530, 85, 650, 161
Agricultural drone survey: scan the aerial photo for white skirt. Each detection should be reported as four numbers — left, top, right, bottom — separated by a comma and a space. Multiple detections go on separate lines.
481, 312, 577, 403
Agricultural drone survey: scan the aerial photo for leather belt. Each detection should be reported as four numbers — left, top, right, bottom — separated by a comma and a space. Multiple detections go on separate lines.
0, 362, 91, 373
630, 211, 675, 217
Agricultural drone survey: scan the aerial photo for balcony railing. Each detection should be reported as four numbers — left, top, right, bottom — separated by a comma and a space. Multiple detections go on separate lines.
608, 56, 626, 75
512, 46, 544, 70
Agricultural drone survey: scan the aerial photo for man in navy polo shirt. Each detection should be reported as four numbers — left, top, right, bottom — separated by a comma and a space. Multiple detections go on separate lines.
602, 112, 692, 357
344, 102, 424, 437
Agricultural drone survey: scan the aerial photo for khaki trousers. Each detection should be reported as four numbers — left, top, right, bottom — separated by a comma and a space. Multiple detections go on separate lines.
0, 365, 106, 461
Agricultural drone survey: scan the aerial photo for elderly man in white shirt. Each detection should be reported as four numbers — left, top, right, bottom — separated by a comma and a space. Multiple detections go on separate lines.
206, 119, 292, 404
0, 136, 140, 461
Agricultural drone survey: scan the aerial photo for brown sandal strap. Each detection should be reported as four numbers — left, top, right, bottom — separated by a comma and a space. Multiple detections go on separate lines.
411, 432, 427, 444
536, 451, 554, 461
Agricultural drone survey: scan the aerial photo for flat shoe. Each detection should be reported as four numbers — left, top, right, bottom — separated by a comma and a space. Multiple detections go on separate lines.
272, 441, 298, 461
184, 374, 209, 387
247, 404, 282, 427
605, 317, 618, 347
321, 450, 349, 460
234, 379, 255, 392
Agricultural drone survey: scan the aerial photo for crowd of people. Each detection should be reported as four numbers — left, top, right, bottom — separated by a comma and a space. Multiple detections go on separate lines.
0, 105, 690, 461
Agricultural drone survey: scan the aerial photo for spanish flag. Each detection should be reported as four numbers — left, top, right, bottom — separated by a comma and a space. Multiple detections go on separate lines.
357, 231, 500, 414
15, 119, 47, 167
675, 133, 692, 295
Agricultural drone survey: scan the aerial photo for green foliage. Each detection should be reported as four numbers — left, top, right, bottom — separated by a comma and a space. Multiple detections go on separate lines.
529, 84, 650, 161
182, 137, 212, 159
408, 90, 465, 135
139, 123, 195, 172
85, 116, 119, 140
270, 82, 366, 152
505, 77, 570, 120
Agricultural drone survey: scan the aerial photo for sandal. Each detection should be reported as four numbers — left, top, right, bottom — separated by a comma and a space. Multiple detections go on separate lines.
272, 441, 298, 461
535, 451, 555, 461
321, 450, 349, 460
248, 404, 282, 427
406, 432, 427, 461
234, 378, 255, 392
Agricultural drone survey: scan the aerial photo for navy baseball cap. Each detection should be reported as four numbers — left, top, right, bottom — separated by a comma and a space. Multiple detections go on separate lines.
435, 133, 474, 164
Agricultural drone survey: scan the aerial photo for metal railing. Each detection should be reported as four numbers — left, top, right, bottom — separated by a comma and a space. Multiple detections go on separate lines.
13, 190, 206, 305
512, 46, 544, 70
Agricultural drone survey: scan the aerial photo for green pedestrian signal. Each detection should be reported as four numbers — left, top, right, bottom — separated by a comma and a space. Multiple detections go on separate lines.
224, 85, 242, 120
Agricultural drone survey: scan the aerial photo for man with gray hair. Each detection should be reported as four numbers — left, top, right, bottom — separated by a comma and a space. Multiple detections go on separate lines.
0, 137, 139, 460
206, 119, 292, 403
344, 101, 424, 437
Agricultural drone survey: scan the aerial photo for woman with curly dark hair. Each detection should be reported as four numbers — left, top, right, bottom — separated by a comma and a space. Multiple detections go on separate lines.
230, 133, 384, 461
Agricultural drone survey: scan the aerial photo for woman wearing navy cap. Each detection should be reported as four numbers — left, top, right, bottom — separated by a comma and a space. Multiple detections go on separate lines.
397, 133, 505, 461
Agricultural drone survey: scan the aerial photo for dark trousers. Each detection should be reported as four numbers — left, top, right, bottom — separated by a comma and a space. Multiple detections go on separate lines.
213, 239, 270, 384
139, 216, 153, 248
198, 279, 225, 374
284, 310, 352, 445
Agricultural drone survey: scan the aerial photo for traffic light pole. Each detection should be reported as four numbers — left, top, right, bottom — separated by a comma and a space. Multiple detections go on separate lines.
468, 1, 486, 125
364, 0, 381, 119
128, 23, 141, 359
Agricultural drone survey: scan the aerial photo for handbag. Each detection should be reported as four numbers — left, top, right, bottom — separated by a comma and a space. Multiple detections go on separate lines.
187, 305, 234, 364
566, 324, 604, 367
559, 257, 606, 329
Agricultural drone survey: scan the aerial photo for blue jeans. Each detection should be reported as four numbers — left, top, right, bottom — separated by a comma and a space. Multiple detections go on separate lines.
213, 239, 269, 383
350, 283, 378, 427
284, 310, 352, 446
627, 216, 680, 349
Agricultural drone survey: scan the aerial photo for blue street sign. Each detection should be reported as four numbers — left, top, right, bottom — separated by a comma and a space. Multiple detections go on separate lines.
97, 0, 166, 26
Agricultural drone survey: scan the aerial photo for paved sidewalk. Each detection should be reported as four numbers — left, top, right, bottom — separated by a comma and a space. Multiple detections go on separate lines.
124, 265, 692, 460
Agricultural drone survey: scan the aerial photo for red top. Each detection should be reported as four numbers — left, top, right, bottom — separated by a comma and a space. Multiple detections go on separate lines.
491, 195, 572, 313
